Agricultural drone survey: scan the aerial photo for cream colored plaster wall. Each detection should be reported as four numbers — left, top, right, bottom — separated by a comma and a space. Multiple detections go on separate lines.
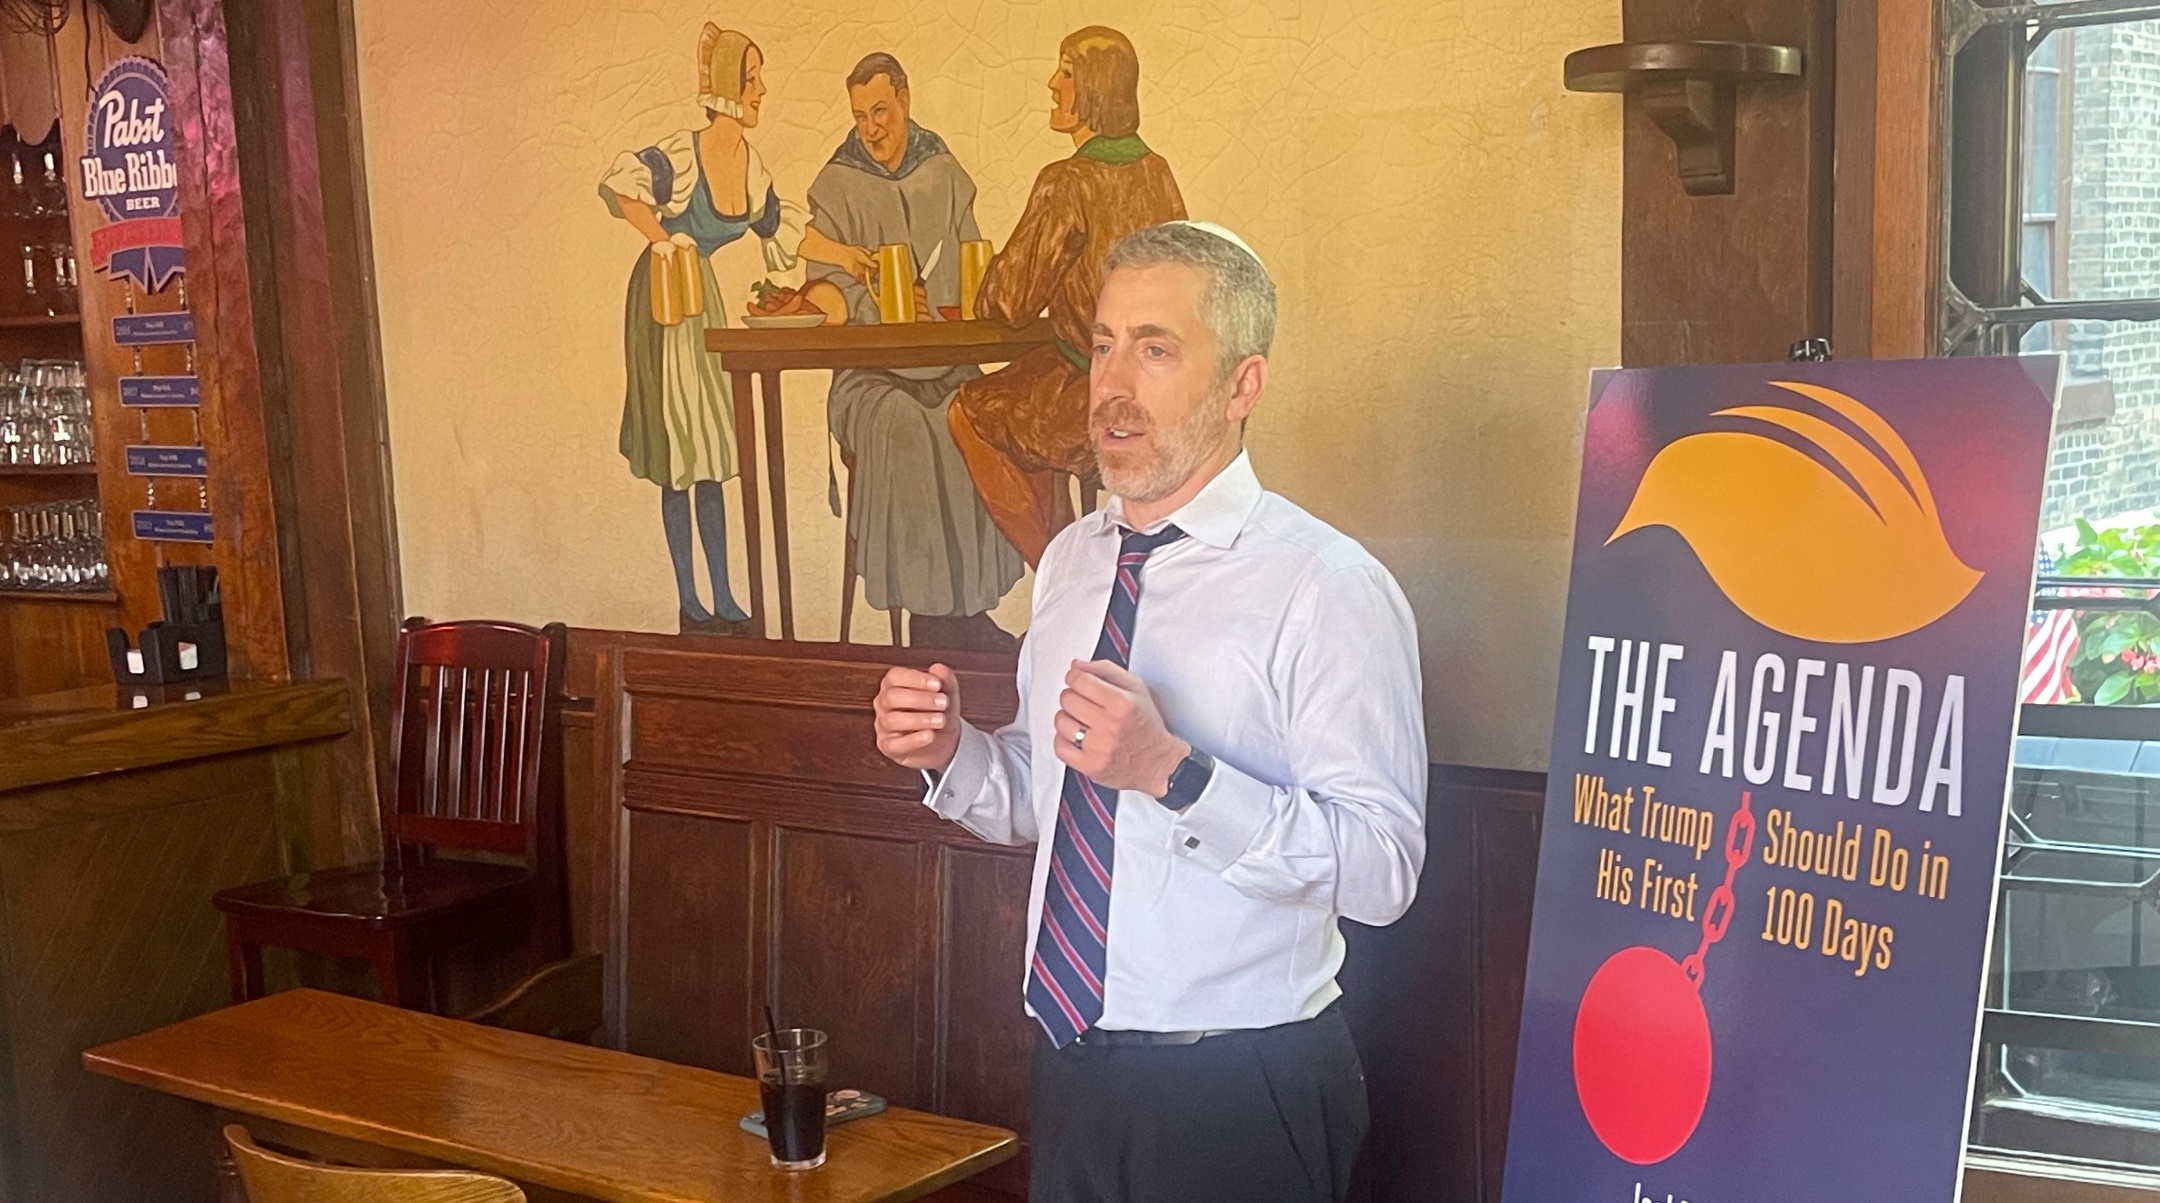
351, 0, 1619, 771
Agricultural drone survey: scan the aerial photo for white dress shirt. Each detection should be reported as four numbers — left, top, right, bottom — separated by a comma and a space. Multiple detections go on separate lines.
925, 451, 1428, 1032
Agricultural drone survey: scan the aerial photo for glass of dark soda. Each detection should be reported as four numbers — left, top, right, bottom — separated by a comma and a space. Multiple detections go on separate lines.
752, 1028, 829, 1169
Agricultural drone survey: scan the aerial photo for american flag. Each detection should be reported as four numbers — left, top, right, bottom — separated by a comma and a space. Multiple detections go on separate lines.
2022, 548, 2081, 704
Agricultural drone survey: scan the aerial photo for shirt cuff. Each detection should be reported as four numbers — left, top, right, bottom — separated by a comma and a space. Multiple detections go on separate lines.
922, 721, 991, 820
1165, 756, 1277, 875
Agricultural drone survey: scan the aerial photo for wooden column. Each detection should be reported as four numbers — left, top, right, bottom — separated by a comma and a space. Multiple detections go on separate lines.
1611, 0, 1941, 365
160, 0, 403, 863
1871, 0, 1941, 359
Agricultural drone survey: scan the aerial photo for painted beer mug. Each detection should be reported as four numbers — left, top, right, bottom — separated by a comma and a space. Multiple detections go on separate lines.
958, 239, 992, 321
647, 241, 705, 327
873, 242, 917, 324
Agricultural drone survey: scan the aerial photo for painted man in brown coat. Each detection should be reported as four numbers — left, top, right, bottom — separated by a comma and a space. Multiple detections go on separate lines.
949, 26, 1186, 566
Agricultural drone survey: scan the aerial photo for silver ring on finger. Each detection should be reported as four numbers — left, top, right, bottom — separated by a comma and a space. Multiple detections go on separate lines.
1071, 725, 1088, 749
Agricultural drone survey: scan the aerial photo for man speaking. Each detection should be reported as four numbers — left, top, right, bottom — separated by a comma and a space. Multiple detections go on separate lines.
872, 221, 1427, 1203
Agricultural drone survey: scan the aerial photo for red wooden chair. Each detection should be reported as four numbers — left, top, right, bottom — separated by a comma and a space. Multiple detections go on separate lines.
215, 618, 570, 1011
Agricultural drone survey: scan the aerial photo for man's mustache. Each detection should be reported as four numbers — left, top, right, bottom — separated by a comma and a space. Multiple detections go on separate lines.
1089, 401, 1151, 435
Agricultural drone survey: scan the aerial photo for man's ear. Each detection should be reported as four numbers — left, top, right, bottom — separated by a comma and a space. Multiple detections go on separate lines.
1223, 355, 1267, 423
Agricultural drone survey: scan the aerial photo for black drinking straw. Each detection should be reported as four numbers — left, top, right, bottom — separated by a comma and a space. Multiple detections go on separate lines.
764, 1003, 783, 1072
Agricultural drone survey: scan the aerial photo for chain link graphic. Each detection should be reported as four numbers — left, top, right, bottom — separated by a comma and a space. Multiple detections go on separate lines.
1681, 790, 1757, 987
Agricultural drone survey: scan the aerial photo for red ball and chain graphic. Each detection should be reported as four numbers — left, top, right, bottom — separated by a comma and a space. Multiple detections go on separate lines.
1571, 791, 1757, 1165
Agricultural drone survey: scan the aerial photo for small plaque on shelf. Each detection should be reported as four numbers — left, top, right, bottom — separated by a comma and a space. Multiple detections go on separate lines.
112, 312, 194, 346
125, 445, 208, 477
131, 509, 213, 543
119, 375, 199, 407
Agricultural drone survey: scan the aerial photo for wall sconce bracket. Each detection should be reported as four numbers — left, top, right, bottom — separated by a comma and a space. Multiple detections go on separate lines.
1563, 41, 1803, 196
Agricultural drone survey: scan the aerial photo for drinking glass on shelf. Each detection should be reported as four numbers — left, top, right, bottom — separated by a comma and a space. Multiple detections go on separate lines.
0, 361, 90, 466
1, 500, 107, 592
0, 387, 22, 466
0, 126, 25, 220
17, 395, 50, 465
47, 384, 91, 466
49, 243, 75, 312
29, 121, 67, 218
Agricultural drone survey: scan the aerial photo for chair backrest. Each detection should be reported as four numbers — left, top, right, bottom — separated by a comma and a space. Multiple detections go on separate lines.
385, 619, 567, 867
224, 1125, 526, 1203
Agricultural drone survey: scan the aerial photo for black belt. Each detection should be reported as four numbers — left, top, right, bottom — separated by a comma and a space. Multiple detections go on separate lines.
1070, 1027, 1225, 1047
1069, 1001, 1339, 1048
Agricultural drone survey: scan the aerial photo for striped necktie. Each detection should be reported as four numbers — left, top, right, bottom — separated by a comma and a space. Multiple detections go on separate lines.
1027, 523, 1188, 1048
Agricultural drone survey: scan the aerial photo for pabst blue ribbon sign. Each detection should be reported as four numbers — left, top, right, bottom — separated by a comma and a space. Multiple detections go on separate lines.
79, 56, 185, 293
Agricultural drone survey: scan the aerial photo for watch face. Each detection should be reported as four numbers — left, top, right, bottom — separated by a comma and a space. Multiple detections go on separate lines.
1163, 750, 1214, 809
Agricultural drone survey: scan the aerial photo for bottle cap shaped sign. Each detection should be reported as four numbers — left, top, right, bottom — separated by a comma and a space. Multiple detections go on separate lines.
80, 56, 186, 293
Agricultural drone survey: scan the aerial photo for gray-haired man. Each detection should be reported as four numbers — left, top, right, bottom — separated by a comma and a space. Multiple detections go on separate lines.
872, 222, 1429, 1202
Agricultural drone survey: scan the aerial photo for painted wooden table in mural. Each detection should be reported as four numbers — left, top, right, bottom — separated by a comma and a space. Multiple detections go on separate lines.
706, 318, 1057, 639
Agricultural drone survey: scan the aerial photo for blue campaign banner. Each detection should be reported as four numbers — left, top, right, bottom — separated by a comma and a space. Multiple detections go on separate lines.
130, 509, 213, 543
1499, 358, 2059, 1203
124, 445, 207, 477
118, 374, 199, 407
112, 312, 194, 346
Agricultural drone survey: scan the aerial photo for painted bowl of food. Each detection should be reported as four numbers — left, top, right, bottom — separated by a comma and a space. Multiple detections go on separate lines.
937, 306, 962, 321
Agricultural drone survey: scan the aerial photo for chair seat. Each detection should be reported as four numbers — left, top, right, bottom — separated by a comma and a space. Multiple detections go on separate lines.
215, 861, 534, 929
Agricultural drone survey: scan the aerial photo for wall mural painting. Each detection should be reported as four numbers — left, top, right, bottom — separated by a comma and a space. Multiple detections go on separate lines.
601, 26, 800, 638
598, 23, 1184, 650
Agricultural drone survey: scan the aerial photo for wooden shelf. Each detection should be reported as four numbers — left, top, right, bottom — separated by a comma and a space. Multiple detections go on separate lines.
0, 589, 117, 604
0, 313, 79, 330
0, 464, 96, 477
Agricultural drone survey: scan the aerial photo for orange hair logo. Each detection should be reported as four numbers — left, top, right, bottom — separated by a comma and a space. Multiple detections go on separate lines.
1607, 381, 1981, 644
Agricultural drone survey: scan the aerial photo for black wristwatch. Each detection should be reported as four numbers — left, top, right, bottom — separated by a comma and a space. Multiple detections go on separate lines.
1156, 747, 1216, 811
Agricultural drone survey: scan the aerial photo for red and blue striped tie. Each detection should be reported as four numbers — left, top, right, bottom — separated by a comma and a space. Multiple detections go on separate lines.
1027, 524, 1188, 1048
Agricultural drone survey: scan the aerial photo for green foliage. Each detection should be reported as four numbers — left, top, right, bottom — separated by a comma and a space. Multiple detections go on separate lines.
2058, 519, 2160, 706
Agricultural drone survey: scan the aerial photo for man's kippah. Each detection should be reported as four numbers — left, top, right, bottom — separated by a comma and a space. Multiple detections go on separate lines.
1163, 220, 1266, 272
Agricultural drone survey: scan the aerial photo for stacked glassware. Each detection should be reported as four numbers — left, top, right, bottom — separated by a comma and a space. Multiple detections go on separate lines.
0, 359, 91, 466
0, 499, 109, 593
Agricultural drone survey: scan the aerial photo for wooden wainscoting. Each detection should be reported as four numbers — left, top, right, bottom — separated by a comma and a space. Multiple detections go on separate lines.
586, 636, 1554, 1202
575, 635, 2160, 1203
1341, 765, 1544, 1203
598, 641, 1033, 1196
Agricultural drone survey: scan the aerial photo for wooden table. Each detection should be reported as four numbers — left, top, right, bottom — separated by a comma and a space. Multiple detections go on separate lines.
705, 318, 1056, 640
83, 988, 1018, 1203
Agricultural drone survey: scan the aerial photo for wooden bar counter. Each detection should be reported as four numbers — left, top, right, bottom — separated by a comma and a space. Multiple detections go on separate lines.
0, 677, 352, 1203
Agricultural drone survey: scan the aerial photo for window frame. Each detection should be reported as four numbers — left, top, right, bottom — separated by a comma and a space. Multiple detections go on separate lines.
1943, 0, 2160, 357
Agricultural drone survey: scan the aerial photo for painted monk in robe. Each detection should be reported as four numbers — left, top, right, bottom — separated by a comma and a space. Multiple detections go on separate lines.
799, 54, 1022, 651
949, 27, 1186, 566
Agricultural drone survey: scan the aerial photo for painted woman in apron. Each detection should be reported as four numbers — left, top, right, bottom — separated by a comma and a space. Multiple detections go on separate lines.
598, 26, 821, 635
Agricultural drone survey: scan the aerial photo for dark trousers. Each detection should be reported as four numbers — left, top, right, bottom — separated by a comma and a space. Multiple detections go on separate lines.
1027, 1003, 1369, 1203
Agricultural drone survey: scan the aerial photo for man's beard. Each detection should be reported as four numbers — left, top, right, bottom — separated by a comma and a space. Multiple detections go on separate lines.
1090, 389, 1227, 504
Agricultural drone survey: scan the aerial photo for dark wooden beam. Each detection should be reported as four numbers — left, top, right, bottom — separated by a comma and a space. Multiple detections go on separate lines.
161, 0, 405, 863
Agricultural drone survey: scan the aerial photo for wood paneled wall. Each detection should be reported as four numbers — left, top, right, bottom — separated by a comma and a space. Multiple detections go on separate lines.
1340, 767, 1542, 1203
0, 681, 350, 1203
1619, 0, 1837, 365
1616, 0, 1941, 364
585, 638, 1550, 1202
601, 643, 1034, 1195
